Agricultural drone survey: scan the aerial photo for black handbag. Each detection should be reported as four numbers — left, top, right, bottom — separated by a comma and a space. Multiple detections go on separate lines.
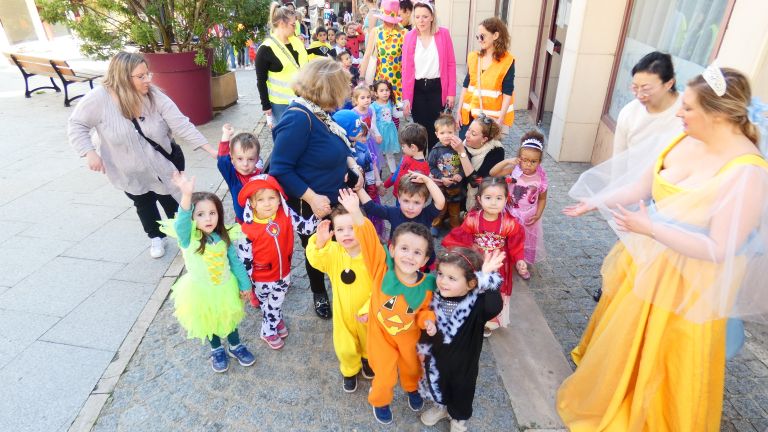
131, 118, 185, 171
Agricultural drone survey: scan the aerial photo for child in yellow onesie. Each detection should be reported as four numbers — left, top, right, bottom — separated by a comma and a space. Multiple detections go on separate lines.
306, 206, 374, 393
336, 188, 436, 425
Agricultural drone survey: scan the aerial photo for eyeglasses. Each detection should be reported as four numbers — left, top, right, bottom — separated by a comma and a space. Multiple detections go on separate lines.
629, 83, 662, 97
132, 72, 153, 81
475, 33, 486, 42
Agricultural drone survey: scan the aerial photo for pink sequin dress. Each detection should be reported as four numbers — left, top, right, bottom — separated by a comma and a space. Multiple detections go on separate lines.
507, 165, 548, 263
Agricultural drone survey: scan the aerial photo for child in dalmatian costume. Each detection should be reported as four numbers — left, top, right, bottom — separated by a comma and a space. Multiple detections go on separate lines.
237, 174, 316, 350
418, 247, 504, 431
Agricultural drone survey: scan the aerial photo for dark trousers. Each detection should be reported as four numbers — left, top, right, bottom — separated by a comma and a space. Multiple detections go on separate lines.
124, 191, 178, 239
286, 197, 328, 296
411, 78, 443, 153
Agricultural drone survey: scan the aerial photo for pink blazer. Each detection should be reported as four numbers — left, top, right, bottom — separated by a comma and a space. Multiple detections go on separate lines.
401, 27, 457, 106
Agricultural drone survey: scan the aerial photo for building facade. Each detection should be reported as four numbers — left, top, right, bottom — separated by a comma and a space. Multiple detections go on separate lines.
438, 0, 768, 163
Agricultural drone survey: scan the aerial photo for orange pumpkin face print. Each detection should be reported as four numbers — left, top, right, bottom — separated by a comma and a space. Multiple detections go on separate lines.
376, 296, 416, 336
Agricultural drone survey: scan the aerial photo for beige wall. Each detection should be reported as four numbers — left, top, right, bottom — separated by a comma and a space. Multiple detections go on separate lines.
436, 0, 471, 67
547, 0, 628, 162
507, 0, 544, 114
591, 0, 768, 165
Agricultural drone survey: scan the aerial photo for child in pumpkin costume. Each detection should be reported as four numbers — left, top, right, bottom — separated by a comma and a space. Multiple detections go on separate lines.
335, 188, 436, 425
160, 173, 255, 373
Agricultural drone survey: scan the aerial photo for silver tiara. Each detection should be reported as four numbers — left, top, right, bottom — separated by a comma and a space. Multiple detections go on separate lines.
702, 62, 726, 97
521, 138, 543, 150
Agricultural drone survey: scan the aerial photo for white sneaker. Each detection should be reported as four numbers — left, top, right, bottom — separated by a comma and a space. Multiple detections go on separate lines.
149, 237, 165, 258
420, 404, 448, 426
450, 418, 468, 432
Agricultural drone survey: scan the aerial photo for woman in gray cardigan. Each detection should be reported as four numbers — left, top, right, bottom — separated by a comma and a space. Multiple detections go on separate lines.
69, 52, 216, 258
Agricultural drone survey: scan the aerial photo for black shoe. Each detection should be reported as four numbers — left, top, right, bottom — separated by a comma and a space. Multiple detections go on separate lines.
343, 375, 358, 393
313, 293, 332, 319
592, 288, 603, 302
361, 358, 375, 379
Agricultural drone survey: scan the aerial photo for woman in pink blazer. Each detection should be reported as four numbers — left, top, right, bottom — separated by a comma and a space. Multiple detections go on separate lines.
401, 1, 456, 151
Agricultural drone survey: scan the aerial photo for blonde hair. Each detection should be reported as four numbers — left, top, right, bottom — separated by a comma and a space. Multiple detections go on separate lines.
292, 58, 351, 110
688, 68, 760, 145
413, 1, 438, 35
102, 51, 154, 119
269, 2, 297, 30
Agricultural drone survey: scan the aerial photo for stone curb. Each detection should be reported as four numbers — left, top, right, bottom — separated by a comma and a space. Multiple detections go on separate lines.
67, 121, 266, 432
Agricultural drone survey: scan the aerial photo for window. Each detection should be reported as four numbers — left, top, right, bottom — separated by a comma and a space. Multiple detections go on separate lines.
496, 0, 510, 24
606, 0, 732, 121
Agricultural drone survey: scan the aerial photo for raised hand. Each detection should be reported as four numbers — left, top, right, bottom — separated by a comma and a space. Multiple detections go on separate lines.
481, 249, 505, 274
337, 188, 361, 213
172, 171, 195, 196
221, 123, 234, 141
315, 220, 333, 248
407, 171, 430, 183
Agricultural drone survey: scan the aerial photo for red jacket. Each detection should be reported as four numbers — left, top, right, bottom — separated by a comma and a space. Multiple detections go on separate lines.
241, 209, 294, 282
442, 209, 524, 296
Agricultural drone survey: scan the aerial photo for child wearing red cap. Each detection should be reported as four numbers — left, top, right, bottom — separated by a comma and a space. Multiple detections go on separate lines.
237, 174, 296, 350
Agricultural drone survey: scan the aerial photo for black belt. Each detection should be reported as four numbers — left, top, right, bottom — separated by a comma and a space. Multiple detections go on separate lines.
415, 77, 440, 86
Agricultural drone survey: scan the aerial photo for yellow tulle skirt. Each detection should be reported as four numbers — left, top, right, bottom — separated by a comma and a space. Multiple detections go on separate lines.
556, 243, 726, 432
171, 272, 245, 343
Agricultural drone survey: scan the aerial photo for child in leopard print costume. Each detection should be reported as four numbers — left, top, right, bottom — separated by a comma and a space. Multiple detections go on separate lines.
418, 247, 504, 431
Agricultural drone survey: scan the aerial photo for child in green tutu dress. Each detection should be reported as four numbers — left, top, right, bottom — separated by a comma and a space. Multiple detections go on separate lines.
160, 172, 256, 373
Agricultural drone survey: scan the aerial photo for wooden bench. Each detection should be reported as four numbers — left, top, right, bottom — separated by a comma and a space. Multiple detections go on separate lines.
3, 53, 102, 107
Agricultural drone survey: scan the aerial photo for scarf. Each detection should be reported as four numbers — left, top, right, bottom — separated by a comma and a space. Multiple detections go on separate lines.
293, 97, 354, 150
466, 139, 502, 172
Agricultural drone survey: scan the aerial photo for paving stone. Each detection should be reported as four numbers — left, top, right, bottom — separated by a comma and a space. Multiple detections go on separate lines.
0, 341, 113, 432
63, 218, 155, 263
0, 309, 59, 369
0, 256, 123, 317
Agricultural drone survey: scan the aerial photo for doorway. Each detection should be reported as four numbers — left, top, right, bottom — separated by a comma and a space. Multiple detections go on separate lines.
528, 0, 569, 130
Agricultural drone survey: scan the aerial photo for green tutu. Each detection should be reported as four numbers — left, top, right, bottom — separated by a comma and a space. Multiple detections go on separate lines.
161, 220, 246, 343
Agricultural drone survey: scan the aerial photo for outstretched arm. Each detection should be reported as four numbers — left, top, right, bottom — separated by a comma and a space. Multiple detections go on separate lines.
337, 188, 366, 226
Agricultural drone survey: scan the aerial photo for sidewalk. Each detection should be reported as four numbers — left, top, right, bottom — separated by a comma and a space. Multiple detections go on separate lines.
0, 63, 257, 432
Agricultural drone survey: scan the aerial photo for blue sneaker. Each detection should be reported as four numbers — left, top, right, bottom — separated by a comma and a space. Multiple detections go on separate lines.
407, 391, 424, 411
373, 405, 393, 424
210, 347, 228, 373
227, 344, 256, 367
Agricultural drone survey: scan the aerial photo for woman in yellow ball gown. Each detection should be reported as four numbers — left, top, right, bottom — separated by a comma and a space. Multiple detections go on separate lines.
557, 67, 768, 431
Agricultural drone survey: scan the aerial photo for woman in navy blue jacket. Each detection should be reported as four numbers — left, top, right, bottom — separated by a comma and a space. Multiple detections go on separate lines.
270, 58, 362, 319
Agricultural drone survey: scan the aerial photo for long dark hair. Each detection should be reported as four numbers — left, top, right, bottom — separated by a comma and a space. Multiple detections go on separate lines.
191, 192, 231, 255
372, 79, 396, 105
437, 247, 483, 288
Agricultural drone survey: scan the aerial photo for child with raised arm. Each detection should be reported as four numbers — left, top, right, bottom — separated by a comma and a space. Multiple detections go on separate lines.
358, 172, 444, 235
489, 131, 549, 268
336, 189, 436, 425
306, 207, 375, 394
419, 247, 505, 431
218, 124, 263, 224
161, 173, 255, 373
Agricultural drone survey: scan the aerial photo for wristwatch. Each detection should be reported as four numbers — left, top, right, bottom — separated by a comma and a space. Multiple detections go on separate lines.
460, 152, 467, 158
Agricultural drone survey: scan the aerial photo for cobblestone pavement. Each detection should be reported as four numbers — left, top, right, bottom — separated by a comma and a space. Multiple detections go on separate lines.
92, 109, 767, 431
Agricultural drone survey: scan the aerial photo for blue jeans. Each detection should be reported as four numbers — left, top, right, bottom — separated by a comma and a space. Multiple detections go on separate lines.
271, 103, 289, 124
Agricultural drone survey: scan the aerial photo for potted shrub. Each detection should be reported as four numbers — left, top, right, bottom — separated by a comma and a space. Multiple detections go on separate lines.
39, 0, 265, 124
210, 40, 237, 111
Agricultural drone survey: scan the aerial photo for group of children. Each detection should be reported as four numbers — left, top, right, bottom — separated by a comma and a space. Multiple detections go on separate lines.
161, 109, 549, 429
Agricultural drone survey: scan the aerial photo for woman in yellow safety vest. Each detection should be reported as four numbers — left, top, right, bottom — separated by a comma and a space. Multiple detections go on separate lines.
255, 2, 308, 125
455, 17, 515, 139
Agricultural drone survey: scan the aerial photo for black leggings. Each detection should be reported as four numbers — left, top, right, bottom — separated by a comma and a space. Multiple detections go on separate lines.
124, 191, 178, 239
411, 78, 443, 153
287, 197, 327, 296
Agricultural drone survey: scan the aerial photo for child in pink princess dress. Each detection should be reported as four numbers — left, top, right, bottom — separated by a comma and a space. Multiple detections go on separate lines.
490, 131, 549, 273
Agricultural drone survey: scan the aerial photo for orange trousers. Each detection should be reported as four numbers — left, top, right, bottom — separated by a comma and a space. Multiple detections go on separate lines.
367, 319, 422, 407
